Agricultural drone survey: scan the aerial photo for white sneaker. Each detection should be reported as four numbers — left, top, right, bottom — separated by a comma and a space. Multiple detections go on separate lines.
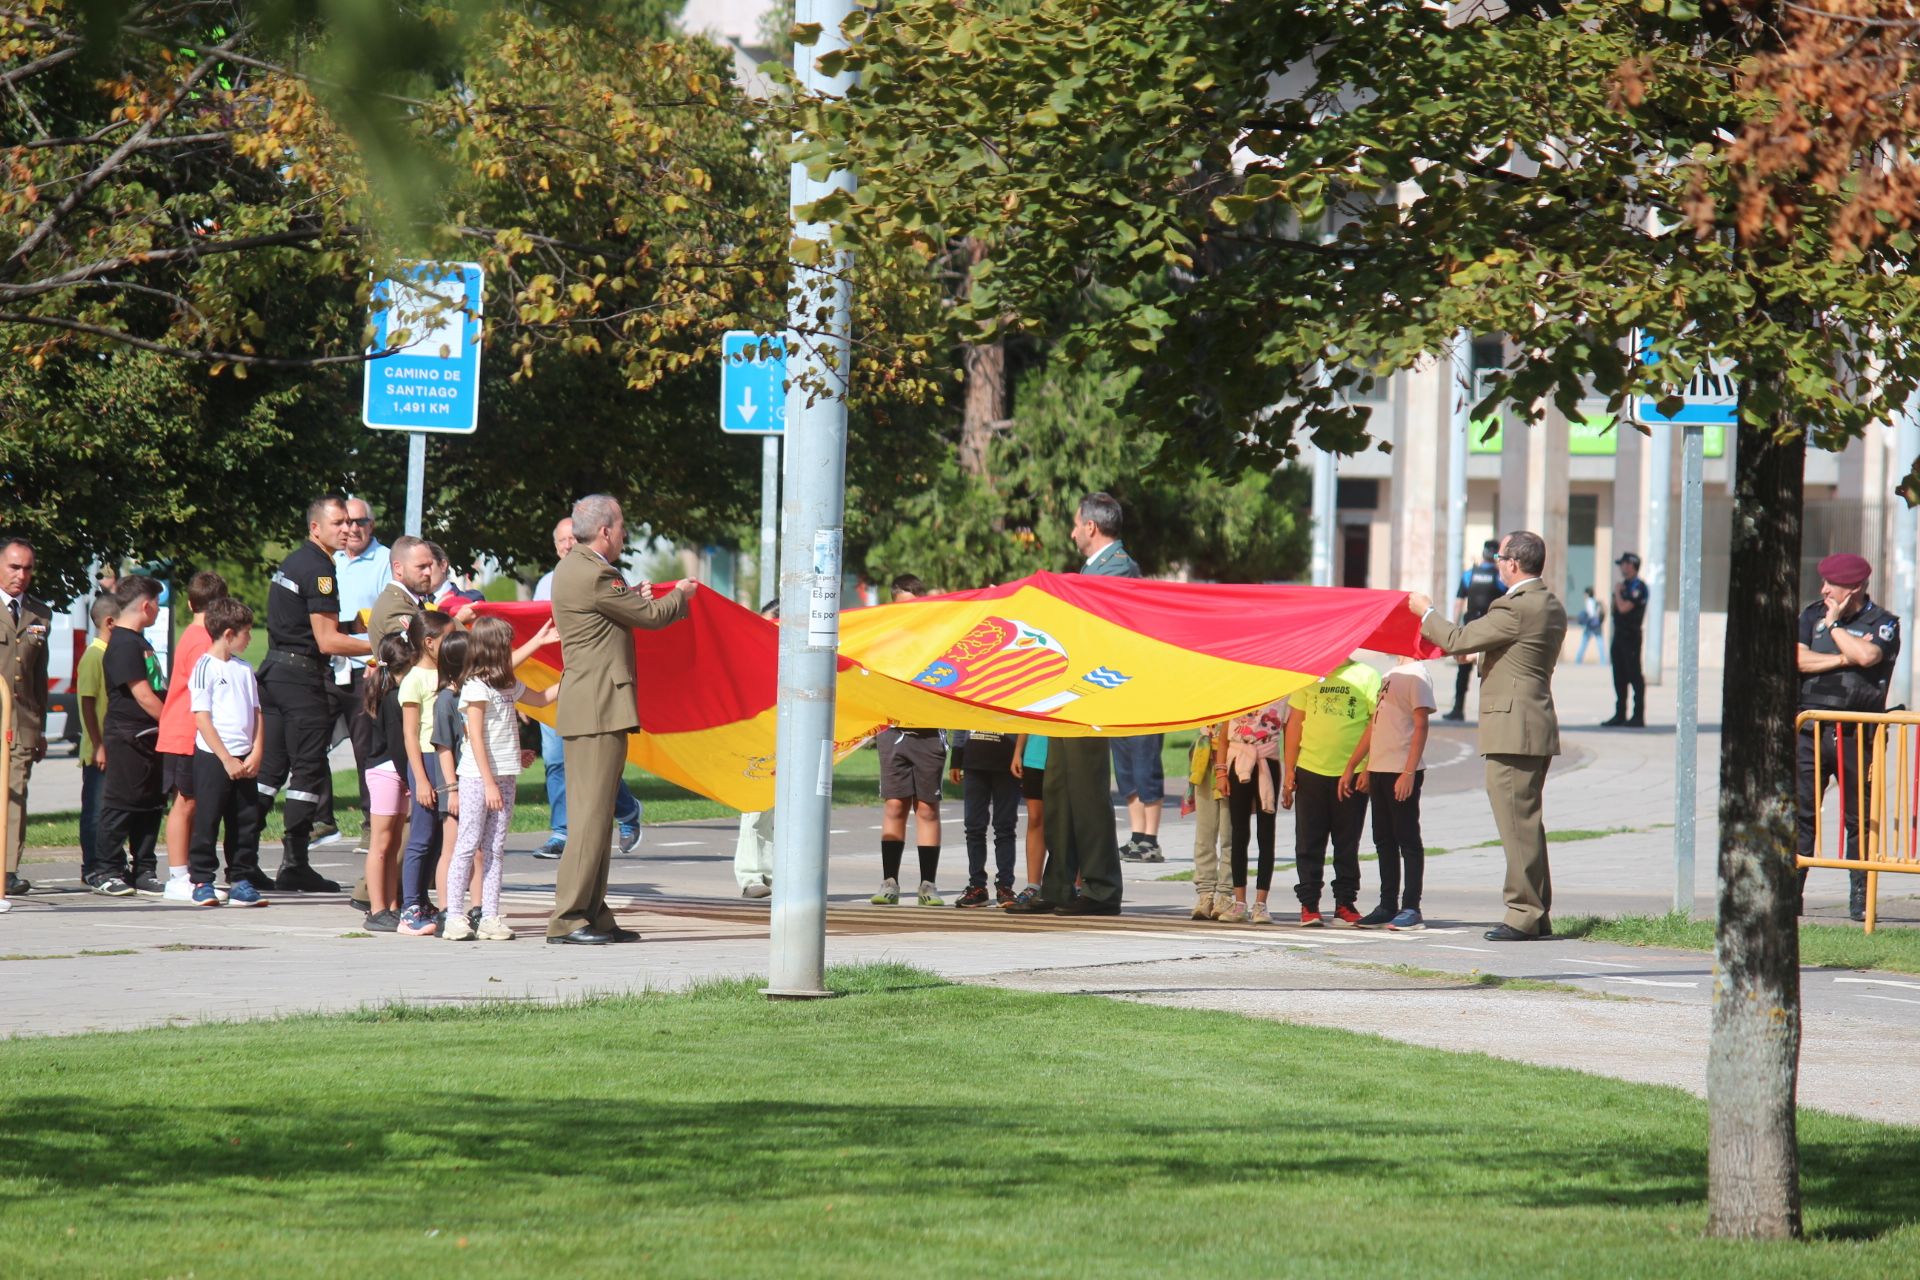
742, 881, 772, 899
0, 898, 12, 913
475, 915, 514, 941
441, 913, 475, 942
161, 877, 196, 904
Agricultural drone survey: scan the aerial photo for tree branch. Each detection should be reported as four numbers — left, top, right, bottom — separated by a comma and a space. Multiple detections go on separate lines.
0, 227, 333, 302
0, 311, 399, 368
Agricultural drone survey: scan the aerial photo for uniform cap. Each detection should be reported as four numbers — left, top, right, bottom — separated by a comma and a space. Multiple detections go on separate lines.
1615, 552, 1640, 568
1818, 553, 1872, 587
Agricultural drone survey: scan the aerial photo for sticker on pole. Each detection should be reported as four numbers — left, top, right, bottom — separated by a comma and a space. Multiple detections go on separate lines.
1631, 331, 1736, 427
808, 528, 841, 649
364, 263, 484, 434
721, 331, 787, 435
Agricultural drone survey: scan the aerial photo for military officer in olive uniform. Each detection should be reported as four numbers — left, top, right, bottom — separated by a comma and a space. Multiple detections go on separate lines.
0, 538, 51, 896
547, 494, 695, 945
1796, 552, 1900, 922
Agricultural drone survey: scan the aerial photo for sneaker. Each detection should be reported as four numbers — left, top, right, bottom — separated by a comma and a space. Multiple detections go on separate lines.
190, 882, 222, 907
1386, 908, 1424, 931
1333, 903, 1363, 927
309, 822, 342, 846
364, 909, 400, 933
1218, 900, 1249, 923
618, 825, 641, 854
162, 877, 197, 904
1212, 891, 1236, 919
0, 898, 11, 912
1299, 907, 1324, 927
1250, 902, 1273, 925
1119, 839, 1146, 862
916, 881, 944, 907
475, 916, 514, 941
1005, 886, 1055, 914
533, 837, 566, 860
275, 865, 341, 893
397, 905, 438, 937
955, 885, 991, 909
870, 878, 900, 906
441, 912, 475, 941
226, 881, 266, 908
1355, 904, 1397, 929
349, 897, 371, 914
89, 876, 135, 897
743, 881, 772, 899
1192, 894, 1215, 921
130, 874, 167, 897
1138, 842, 1165, 864
995, 884, 1017, 908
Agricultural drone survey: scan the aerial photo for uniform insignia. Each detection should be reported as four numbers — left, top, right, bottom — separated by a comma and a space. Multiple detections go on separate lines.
317, 576, 334, 595
611, 579, 628, 594
1880, 621, 1897, 642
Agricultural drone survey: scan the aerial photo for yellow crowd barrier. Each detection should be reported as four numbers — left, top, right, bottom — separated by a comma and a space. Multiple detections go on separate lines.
1796, 709, 1920, 934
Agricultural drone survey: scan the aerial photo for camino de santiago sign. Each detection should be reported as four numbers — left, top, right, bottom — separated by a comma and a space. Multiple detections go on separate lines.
362, 263, 484, 434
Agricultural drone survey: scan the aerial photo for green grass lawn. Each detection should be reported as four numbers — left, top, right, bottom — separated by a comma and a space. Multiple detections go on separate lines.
28, 731, 1201, 849
1561, 912, 1920, 975
0, 964, 1910, 1278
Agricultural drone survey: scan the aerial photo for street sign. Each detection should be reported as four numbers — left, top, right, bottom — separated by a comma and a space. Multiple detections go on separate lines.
721, 330, 787, 435
1632, 331, 1737, 426
363, 263, 484, 434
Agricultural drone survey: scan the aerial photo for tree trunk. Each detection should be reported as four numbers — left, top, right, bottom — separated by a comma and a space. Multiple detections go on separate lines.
1706, 422, 1803, 1240
957, 237, 1005, 483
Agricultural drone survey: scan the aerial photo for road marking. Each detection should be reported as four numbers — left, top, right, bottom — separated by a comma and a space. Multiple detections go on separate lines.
1854, 994, 1920, 1007
1560, 958, 1639, 969
1833, 976, 1920, 992
829, 829, 849, 835
654, 841, 704, 848
1602, 976, 1698, 989
1427, 944, 1496, 954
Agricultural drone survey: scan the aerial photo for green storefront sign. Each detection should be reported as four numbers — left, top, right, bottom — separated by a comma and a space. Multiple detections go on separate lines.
1467, 414, 1724, 458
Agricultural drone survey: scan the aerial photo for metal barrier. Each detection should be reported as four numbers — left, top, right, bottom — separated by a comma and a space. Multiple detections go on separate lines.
1795, 709, 1920, 933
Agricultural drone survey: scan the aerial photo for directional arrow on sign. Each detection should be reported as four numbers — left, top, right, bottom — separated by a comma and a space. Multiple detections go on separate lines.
739, 387, 758, 424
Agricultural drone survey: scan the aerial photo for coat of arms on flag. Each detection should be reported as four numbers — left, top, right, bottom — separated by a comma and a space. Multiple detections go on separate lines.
910, 616, 1070, 703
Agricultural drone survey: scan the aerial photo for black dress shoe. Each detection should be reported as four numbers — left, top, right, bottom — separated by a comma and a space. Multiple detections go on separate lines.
275, 865, 341, 893
1538, 921, 1554, 938
607, 926, 641, 943
6, 873, 29, 896
1055, 897, 1120, 917
1599, 715, 1626, 727
547, 927, 615, 945
1484, 923, 1540, 942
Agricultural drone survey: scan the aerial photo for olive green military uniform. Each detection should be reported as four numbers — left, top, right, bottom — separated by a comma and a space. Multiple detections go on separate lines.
548, 547, 688, 937
0, 594, 51, 875
366, 581, 427, 647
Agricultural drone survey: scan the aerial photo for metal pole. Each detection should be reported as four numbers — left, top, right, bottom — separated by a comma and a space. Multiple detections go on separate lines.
404, 432, 426, 537
759, 435, 780, 609
1644, 425, 1671, 684
766, 0, 854, 1000
1893, 396, 1919, 710
1446, 332, 1471, 594
1310, 450, 1337, 587
1674, 423, 1705, 914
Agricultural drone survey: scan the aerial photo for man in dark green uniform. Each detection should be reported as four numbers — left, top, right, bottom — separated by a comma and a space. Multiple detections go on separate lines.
1010, 492, 1137, 917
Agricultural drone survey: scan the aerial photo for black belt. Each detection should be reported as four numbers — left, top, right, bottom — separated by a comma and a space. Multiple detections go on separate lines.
263, 650, 325, 675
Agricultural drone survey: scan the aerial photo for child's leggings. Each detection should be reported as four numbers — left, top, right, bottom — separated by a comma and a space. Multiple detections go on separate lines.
449, 777, 514, 919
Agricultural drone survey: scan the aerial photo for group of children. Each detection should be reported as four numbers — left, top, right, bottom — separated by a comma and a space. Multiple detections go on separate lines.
75, 571, 560, 940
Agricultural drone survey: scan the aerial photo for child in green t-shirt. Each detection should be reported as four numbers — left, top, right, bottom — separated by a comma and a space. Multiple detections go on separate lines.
1282, 658, 1381, 927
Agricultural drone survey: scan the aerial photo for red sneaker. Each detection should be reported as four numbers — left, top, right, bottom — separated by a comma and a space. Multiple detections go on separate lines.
1299, 907, 1324, 928
1333, 904, 1363, 927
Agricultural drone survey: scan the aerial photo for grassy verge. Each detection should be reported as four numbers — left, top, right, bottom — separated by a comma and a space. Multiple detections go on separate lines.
1559, 912, 1920, 975
0, 962, 1907, 1278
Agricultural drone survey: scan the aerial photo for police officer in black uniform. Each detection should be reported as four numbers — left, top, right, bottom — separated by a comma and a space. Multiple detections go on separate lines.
1602, 551, 1650, 727
256, 496, 370, 892
1796, 552, 1900, 922
1442, 540, 1507, 721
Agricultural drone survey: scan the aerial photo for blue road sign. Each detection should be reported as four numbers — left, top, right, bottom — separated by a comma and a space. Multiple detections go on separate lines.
1633, 330, 1737, 426
721, 330, 786, 435
363, 263, 484, 434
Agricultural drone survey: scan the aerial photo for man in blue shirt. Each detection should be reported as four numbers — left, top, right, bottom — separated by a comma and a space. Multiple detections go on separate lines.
1443, 541, 1507, 721
326, 497, 391, 847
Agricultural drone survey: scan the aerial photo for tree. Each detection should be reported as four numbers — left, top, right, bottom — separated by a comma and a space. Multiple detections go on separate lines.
805, 0, 1920, 1238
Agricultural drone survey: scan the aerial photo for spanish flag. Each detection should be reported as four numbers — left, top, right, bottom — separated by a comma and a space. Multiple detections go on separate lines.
477, 573, 1436, 811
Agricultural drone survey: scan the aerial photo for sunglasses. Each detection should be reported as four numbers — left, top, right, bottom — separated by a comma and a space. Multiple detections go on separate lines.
345, 517, 373, 527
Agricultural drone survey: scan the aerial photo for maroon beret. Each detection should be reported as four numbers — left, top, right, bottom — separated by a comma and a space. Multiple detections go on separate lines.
1818, 553, 1872, 587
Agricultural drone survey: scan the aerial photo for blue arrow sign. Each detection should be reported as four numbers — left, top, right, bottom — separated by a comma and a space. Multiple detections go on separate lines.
721, 330, 786, 435
1633, 330, 1737, 427
363, 263, 484, 435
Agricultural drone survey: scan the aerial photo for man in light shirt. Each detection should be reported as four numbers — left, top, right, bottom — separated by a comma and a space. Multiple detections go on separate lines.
326, 498, 390, 846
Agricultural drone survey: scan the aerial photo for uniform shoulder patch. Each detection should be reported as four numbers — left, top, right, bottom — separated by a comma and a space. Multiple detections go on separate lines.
609, 577, 628, 594
316, 576, 334, 595
1880, 620, 1898, 642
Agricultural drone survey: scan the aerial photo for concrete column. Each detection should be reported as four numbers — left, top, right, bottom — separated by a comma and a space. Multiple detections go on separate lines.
1391, 355, 1451, 602
1524, 403, 1572, 588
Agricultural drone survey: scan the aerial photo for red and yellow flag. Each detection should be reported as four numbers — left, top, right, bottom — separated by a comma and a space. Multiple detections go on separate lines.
476, 573, 1437, 811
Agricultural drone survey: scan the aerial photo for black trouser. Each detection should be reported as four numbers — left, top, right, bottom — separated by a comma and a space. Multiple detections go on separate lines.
1227, 757, 1278, 891
1452, 660, 1472, 715
257, 657, 333, 870
92, 726, 162, 885
190, 750, 264, 885
1040, 737, 1122, 908
1611, 630, 1645, 719
1796, 723, 1869, 906
92, 808, 160, 885
1369, 769, 1425, 912
1293, 767, 1364, 909
963, 768, 1020, 889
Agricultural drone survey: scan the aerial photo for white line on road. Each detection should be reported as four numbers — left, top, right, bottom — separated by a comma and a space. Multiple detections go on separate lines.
1834, 976, 1920, 992
1427, 944, 1496, 954
829, 829, 849, 835
653, 842, 705, 848
1602, 976, 1698, 989
1560, 958, 1639, 969
1854, 993, 1920, 1007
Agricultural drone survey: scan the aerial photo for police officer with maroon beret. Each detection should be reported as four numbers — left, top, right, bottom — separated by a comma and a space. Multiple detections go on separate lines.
1796, 552, 1900, 921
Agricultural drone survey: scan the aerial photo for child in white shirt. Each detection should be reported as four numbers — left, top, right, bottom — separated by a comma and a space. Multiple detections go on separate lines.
186, 598, 266, 907
1341, 660, 1436, 930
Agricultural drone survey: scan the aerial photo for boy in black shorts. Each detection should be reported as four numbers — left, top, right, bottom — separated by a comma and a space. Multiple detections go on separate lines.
89, 577, 166, 896
871, 574, 946, 906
